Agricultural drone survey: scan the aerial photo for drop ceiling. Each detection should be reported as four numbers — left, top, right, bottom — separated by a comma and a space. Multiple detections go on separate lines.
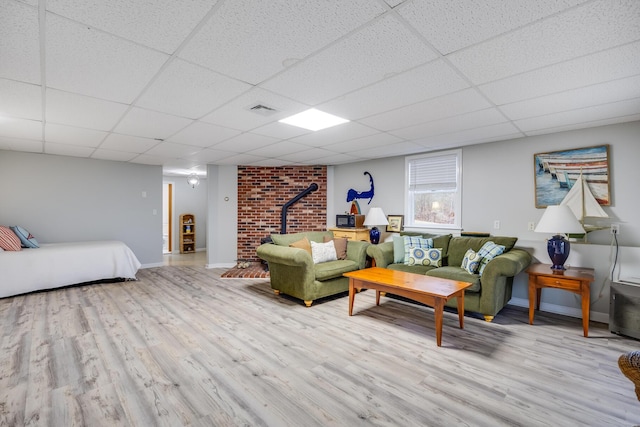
1, 0, 639, 176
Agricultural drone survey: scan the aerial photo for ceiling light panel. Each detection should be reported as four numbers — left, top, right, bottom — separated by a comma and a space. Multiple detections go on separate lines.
262, 14, 437, 105
46, 89, 129, 131
279, 109, 349, 131
0, 1, 40, 84
45, 0, 218, 54
398, 0, 587, 55
448, 0, 640, 85
289, 121, 378, 147
46, 14, 168, 103
0, 79, 42, 121
179, 0, 387, 85
319, 60, 469, 120
136, 59, 252, 119
114, 107, 193, 139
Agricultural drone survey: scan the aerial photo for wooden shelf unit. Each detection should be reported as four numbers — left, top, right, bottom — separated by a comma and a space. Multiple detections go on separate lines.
179, 213, 196, 254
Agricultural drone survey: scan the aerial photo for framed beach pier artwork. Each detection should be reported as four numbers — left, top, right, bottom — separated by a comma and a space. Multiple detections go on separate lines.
534, 145, 610, 208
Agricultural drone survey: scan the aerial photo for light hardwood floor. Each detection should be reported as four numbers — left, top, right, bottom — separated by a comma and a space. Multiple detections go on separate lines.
1, 265, 639, 426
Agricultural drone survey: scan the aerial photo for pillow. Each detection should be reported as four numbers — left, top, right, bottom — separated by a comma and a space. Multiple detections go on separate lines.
403, 236, 433, 264
461, 248, 483, 274
289, 237, 311, 255
310, 240, 338, 264
0, 226, 22, 251
477, 241, 506, 276
408, 247, 443, 267
10, 225, 39, 248
392, 235, 406, 264
324, 236, 348, 260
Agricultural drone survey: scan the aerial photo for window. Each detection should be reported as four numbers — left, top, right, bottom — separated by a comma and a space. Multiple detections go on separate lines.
405, 149, 462, 229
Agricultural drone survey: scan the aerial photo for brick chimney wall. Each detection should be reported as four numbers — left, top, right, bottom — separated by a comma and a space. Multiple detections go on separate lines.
237, 166, 327, 261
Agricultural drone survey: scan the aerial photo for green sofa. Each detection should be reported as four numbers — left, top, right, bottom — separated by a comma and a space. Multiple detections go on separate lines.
256, 231, 369, 307
366, 233, 532, 321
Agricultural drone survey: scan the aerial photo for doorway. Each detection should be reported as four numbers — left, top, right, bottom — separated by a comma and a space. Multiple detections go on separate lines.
163, 182, 173, 253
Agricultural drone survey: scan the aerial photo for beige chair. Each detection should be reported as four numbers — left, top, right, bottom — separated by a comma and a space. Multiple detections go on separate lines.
619, 351, 640, 400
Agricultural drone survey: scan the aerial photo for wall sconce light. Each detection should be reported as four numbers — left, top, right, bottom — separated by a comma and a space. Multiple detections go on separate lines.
187, 173, 200, 189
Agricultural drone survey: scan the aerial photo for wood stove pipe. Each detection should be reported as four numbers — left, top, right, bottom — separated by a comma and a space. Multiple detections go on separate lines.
280, 183, 318, 234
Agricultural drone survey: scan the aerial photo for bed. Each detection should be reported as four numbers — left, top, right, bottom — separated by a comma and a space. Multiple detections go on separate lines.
0, 240, 141, 298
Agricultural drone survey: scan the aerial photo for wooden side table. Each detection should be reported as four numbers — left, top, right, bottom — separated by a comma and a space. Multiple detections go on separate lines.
526, 263, 595, 337
329, 227, 370, 243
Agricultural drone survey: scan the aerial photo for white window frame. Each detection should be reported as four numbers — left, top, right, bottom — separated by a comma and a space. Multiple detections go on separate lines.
405, 149, 462, 231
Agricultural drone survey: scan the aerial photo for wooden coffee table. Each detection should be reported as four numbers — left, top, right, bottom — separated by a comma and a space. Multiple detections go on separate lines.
344, 267, 472, 347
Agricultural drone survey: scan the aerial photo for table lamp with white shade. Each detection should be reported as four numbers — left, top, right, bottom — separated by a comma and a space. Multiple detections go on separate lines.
534, 205, 585, 270
364, 207, 388, 244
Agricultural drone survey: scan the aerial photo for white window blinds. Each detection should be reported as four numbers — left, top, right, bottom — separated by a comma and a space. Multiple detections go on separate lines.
408, 153, 458, 192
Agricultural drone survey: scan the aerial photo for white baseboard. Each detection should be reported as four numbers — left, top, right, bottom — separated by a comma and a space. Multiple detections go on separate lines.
509, 297, 608, 324
206, 263, 236, 269
140, 262, 163, 269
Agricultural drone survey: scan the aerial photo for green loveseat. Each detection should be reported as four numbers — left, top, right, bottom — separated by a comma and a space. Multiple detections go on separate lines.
366, 233, 532, 321
256, 231, 369, 307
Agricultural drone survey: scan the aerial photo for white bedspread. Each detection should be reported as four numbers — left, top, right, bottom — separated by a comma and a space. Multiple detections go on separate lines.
0, 240, 141, 298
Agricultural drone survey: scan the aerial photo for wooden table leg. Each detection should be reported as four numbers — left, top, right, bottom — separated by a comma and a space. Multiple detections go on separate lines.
581, 282, 590, 337
376, 290, 381, 306
348, 279, 355, 316
434, 298, 444, 347
528, 278, 536, 325
456, 291, 465, 329
536, 288, 542, 310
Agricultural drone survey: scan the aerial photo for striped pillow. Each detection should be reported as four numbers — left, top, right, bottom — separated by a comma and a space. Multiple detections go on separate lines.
0, 226, 22, 251
477, 241, 506, 276
403, 236, 433, 264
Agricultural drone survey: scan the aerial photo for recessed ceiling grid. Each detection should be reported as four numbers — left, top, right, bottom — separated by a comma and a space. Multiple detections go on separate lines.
0, 0, 639, 176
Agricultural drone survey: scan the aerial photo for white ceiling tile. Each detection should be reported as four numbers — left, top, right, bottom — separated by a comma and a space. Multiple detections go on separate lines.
357, 141, 425, 159
290, 122, 379, 147
319, 60, 469, 120
0, 136, 42, 153
277, 148, 337, 163
262, 14, 437, 105
46, 13, 168, 103
44, 142, 94, 157
324, 133, 404, 153
136, 59, 252, 119
144, 142, 202, 159
245, 141, 308, 158
478, 41, 640, 105
524, 113, 640, 136
500, 74, 640, 120
0, 1, 40, 84
398, 0, 586, 55
414, 123, 523, 148
45, 123, 106, 147
45, 0, 218, 54
90, 149, 138, 162
211, 132, 279, 152
514, 98, 640, 132
0, 116, 42, 140
383, 0, 405, 7
360, 88, 491, 131
99, 133, 159, 153
448, 0, 640, 84
182, 147, 237, 163
46, 89, 128, 131
391, 108, 508, 141
0, 79, 41, 120
306, 152, 364, 165
114, 107, 193, 139
129, 154, 169, 165
214, 153, 269, 165
167, 121, 241, 147
180, 0, 387, 85
250, 121, 312, 139
200, 87, 310, 131
251, 158, 296, 167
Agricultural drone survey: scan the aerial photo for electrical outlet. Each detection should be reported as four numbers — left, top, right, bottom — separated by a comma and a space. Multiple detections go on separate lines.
611, 223, 619, 234
528, 222, 535, 231
493, 220, 500, 229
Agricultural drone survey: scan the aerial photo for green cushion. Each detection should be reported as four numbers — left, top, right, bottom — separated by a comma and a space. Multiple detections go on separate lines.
446, 236, 516, 267
271, 231, 333, 246
426, 267, 481, 292
314, 259, 359, 281
387, 263, 435, 275
392, 235, 406, 264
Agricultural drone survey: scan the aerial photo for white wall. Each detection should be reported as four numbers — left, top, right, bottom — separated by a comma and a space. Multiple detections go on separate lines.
206, 164, 237, 268
0, 151, 163, 266
164, 176, 208, 251
332, 121, 640, 322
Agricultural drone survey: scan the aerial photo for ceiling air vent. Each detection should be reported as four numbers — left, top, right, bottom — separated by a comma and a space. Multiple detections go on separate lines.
247, 103, 278, 116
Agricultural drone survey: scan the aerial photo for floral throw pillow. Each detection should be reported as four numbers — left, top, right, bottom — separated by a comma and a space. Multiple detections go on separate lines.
408, 247, 442, 267
461, 248, 483, 274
